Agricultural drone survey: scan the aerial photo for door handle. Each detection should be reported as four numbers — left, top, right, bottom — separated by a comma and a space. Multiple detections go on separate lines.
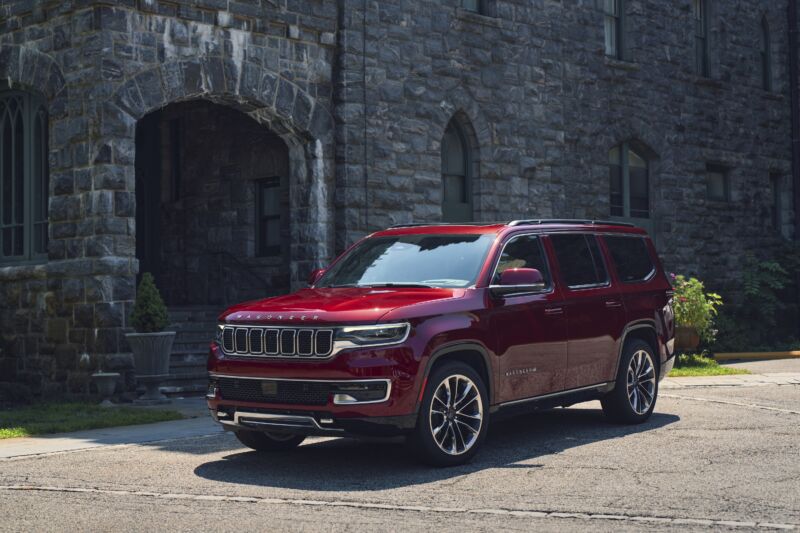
605, 300, 622, 308
544, 307, 564, 316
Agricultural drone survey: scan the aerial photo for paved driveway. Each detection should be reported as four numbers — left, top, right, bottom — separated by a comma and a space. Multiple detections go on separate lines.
1, 378, 798, 532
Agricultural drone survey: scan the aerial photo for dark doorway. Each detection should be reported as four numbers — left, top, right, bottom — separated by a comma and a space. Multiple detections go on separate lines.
134, 101, 291, 307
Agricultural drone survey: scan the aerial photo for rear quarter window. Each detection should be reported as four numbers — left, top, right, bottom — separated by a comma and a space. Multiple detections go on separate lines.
604, 236, 655, 283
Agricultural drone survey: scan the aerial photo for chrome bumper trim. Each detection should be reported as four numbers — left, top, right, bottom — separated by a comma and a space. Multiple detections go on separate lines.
208, 374, 392, 405
218, 411, 344, 432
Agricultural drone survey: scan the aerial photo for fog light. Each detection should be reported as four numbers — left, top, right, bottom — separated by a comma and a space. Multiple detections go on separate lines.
206, 380, 219, 399
331, 381, 389, 404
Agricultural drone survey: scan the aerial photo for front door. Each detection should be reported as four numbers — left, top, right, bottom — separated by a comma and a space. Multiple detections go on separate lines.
549, 233, 626, 390
490, 234, 569, 402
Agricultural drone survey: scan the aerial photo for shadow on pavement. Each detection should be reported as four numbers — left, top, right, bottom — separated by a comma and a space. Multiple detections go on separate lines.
192, 407, 679, 490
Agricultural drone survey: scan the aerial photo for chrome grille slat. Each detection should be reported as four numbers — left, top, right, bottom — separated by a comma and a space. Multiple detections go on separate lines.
221, 326, 334, 359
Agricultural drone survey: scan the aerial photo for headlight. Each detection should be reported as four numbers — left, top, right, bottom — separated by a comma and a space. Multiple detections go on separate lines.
335, 323, 410, 347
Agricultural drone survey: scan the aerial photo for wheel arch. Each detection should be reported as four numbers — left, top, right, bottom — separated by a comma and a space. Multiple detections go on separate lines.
614, 321, 660, 378
417, 343, 495, 414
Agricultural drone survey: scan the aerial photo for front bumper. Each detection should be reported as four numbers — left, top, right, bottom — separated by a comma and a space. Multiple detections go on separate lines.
659, 353, 675, 381
210, 406, 417, 437
206, 342, 423, 434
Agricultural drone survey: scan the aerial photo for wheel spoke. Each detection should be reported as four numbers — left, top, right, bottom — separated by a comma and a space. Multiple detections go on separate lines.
455, 381, 474, 408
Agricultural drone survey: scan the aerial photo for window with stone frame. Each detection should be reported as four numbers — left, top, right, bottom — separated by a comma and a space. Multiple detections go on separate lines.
441, 119, 474, 223
0, 89, 49, 264
600, 0, 624, 59
706, 164, 729, 202
694, 0, 709, 76
761, 16, 773, 91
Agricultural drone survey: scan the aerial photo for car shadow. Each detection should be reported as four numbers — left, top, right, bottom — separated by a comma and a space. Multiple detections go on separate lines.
193, 406, 679, 490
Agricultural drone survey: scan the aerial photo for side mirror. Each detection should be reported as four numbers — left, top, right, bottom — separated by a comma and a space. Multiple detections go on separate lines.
490, 268, 546, 297
308, 268, 326, 286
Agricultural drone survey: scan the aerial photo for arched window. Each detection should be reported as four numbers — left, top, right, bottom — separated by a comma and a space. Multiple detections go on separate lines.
441, 119, 474, 222
609, 143, 651, 232
761, 16, 772, 91
0, 89, 48, 262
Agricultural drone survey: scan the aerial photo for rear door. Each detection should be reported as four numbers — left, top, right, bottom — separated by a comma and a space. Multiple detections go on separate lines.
488, 233, 569, 402
549, 233, 626, 389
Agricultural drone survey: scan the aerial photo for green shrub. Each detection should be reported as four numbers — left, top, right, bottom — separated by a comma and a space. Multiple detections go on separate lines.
130, 273, 169, 333
713, 251, 798, 352
672, 275, 723, 344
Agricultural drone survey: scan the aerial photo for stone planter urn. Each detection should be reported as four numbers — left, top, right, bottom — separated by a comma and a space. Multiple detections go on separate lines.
127, 273, 174, 405
126, 331, 175, 404
674, 325, 701, 353
91, 372, 120, 407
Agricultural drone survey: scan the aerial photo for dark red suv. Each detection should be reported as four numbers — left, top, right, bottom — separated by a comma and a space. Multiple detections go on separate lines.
207, 220, 675, 466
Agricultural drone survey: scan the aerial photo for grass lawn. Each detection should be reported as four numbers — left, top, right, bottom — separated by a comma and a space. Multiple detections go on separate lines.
0, 402, 183, 439
668, 353, 751, 378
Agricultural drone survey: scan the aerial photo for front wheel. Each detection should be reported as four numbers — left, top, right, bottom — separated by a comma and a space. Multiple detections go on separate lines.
601, 339, 659, 424
234, 429, 306, 451
411, 362, 489, 467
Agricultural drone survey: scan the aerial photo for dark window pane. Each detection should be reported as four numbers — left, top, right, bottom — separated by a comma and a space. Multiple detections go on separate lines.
14, 106, 24, 226
604, 236, 654, 282
462, 0, 480, 12
3, 109, 12, 226
629, 165, 649, 218
551, 234, 607, 287
706, 167, 727, 201
495, 235, 551, 287
257, 177, 282, 257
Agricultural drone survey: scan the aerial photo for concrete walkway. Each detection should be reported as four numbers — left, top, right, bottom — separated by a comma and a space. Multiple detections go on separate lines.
662, 357, 800, 389
0, 398, 220, 460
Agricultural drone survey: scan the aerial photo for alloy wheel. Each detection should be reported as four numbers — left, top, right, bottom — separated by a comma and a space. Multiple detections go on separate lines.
428, 374, 483, 456
627, 350, 656, 415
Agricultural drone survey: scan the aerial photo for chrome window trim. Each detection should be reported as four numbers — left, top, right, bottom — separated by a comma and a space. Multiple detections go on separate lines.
487, 232, 555, 296
209, 373, 392, 405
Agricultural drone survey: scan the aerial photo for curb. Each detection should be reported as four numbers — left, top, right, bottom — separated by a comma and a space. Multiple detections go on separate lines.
714, 351, 800, 362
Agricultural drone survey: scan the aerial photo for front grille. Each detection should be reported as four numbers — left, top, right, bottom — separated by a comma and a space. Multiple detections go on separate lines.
220, 326, 335, 358
217, 377, 331, 405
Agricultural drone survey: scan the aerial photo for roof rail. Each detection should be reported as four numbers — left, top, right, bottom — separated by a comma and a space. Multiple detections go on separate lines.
389, 222, 503, 229
507, 219, 637, 228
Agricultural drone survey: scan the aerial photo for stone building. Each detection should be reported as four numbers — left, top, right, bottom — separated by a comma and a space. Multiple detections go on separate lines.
0, 0, 797, 393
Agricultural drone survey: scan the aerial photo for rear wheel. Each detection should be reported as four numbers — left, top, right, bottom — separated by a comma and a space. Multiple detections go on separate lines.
234, 429, 306, 451
601, 339, 658, 424
411, 361, 488, 467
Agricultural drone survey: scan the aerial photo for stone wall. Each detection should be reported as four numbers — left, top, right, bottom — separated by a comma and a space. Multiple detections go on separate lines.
0, 0, 336, 392
0, 0, 797, 391
334, 0, 795, 291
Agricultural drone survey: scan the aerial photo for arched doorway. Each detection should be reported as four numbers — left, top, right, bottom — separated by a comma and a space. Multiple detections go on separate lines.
134, 100, 291, 308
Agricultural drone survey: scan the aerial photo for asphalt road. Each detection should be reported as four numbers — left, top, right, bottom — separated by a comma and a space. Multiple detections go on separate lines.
1, 382, 798, 532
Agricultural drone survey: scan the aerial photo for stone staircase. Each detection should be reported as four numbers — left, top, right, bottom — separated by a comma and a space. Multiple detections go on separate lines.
162, 306, 221, 396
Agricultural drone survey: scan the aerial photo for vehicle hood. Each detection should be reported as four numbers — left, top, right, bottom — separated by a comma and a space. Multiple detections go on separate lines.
220, 287, 467, 325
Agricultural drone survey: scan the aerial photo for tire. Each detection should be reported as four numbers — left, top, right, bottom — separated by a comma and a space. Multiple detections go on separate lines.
411, 361, 489, 467
601, 339, 659, 424
234, 429, 306, 451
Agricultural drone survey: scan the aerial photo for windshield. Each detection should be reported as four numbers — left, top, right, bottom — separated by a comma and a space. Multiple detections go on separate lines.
317, 233, 495, 289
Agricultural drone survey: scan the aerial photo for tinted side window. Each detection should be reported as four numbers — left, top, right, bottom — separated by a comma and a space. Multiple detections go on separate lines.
550, 234, 609, 288
604, 236, 654, 282
495, 235, 551, 287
